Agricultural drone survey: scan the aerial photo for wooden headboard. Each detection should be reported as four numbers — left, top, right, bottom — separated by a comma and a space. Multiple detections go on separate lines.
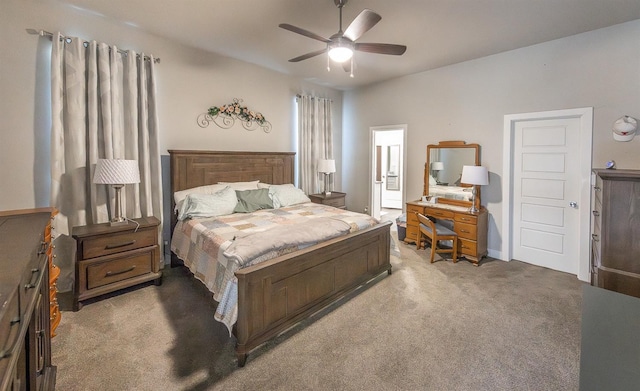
168, 150, 295, 225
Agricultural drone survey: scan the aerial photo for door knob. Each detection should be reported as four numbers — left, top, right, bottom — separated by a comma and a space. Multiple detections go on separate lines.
569, 202, 578, 208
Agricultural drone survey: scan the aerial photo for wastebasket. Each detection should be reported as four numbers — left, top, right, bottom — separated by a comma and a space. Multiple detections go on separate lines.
396, 213, 407, 242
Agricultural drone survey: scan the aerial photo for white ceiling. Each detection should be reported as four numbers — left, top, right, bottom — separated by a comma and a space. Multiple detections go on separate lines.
58, 0, 640, 90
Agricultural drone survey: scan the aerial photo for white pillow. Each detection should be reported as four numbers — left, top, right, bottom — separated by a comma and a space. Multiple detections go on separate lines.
269, 184, 310, 208
177, 187, 238, 220
257, 182, 272, 189
174, 183, 228, 208
218, 180, 260, 190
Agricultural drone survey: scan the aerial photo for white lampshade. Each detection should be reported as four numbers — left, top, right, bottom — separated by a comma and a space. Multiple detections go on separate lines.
461, 165, 489, 186
431, 161, 444, 171
93, 159, 140, 185
318, 159, 336, 174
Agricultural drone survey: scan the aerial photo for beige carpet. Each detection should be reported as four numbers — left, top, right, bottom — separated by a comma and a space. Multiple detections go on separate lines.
52, 233, 583, 390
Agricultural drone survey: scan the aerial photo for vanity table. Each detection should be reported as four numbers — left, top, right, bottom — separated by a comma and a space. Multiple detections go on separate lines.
405, 141, 489, 265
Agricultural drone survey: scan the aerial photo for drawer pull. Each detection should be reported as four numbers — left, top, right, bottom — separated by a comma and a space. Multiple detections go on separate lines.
592, 210, 600, 217
37, 241, 49, 255
0, 318, 21, 358
105, 265, 136, 277
460, 230, 470, 234
25, 268, 40, 289
105, 240, 136, 250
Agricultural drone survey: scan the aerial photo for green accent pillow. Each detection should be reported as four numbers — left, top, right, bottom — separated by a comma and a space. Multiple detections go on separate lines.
234, 188, 273, 213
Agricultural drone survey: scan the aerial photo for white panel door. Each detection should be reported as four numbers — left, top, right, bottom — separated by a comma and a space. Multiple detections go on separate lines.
512, 118, 581, 274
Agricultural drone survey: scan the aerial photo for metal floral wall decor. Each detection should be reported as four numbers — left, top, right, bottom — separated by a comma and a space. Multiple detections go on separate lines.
197, 98, 272, 133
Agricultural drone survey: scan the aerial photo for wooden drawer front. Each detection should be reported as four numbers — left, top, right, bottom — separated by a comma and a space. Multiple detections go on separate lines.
406, 205, 423, 224
83, 227, 156, 259
454, 213, 477, 225
455, 222, 477, 240
0, 288, 20, 362
424, 207, 454, 220
459, 238, 477, 256
323, 197, 345, 208
86, 251, 153, 290
406, 226, 419, 243
20, 253, 47, 316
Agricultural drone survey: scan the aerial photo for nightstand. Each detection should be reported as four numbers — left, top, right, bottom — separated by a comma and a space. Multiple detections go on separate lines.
309, 191, 346, 209
71, 216, 162, 311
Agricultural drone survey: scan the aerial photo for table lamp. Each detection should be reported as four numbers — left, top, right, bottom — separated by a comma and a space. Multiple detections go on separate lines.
431, 161, 444, 183
93, 159, 140, 225
318, 159, 336, 195
461, 165, 488, 213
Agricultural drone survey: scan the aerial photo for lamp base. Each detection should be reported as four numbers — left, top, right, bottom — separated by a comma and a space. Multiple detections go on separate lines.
109, 218, 129, 227
323, 191, 332, 196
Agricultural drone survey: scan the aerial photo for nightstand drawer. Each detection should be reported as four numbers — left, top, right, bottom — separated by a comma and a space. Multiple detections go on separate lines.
323, 197, 345, 208
82, 227, 156, 259
86, 250, 154, 290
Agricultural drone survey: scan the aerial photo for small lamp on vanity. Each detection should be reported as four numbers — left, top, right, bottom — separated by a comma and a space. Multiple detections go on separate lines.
93, 159, 140, 226
461, 165, 489, 214
318, 159, 336, 195
431, 161, 444, 183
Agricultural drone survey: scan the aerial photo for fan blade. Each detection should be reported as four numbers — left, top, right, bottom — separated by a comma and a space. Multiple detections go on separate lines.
279, 24, 330, 43
289, 48, 327, 62
343, 9, 381, 41
355, 43, 407, 55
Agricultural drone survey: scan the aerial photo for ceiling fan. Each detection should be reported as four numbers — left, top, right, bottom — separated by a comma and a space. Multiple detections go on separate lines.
279, 0, 407, 76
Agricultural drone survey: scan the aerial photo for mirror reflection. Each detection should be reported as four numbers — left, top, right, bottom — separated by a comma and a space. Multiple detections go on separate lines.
425, 141, 480, 207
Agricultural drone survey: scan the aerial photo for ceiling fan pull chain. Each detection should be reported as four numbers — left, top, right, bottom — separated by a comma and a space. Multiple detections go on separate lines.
327, 53, 331, 72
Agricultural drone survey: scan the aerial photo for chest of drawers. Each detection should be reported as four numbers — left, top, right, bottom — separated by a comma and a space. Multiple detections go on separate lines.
406, 201, 488, 265
72, 217, 162, 311
0, 209, 56, 391
591, 169, 640, 298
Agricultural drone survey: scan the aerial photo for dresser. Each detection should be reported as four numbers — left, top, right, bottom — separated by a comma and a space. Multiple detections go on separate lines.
72, 216, 162, 311
309, 192, 346, 209
0, 209, 57, 391
591, 169, 640, 298
406, 201, 488, 265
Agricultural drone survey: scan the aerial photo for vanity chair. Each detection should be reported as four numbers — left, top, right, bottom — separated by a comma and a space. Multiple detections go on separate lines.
405, 140, 488, 265
415, 212, 458, 263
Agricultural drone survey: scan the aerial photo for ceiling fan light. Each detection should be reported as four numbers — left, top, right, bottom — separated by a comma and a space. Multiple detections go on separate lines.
328, 46, 353, 63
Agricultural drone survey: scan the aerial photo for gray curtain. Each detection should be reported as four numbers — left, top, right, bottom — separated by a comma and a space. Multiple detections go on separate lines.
50, 33, 163, 291
297, 95, 333, 195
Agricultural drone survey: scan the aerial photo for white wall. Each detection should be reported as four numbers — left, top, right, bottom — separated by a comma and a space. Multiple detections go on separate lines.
343, 20, 640, 259
0, 0, 343, 211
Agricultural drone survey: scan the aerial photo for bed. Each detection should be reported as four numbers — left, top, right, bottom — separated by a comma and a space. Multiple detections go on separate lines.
169, 150, 392, 366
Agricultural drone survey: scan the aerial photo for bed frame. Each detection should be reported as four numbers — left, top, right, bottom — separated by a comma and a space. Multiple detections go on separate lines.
168, 150, 392, 366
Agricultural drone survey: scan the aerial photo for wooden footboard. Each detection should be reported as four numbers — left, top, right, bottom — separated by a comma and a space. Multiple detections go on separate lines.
234, 220, 392, 366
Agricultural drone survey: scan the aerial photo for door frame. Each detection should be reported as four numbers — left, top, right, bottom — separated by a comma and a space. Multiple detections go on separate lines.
369, 125, 407, 219
502, 107, 593, 281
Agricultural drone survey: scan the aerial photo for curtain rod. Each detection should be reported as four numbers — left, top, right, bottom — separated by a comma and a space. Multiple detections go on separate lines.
26, 29, 161, 64
295, 94, 333, 102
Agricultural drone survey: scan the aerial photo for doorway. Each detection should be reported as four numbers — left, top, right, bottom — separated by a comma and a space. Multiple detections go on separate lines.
502, 108, 593, 281
370, 125, 407, 222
